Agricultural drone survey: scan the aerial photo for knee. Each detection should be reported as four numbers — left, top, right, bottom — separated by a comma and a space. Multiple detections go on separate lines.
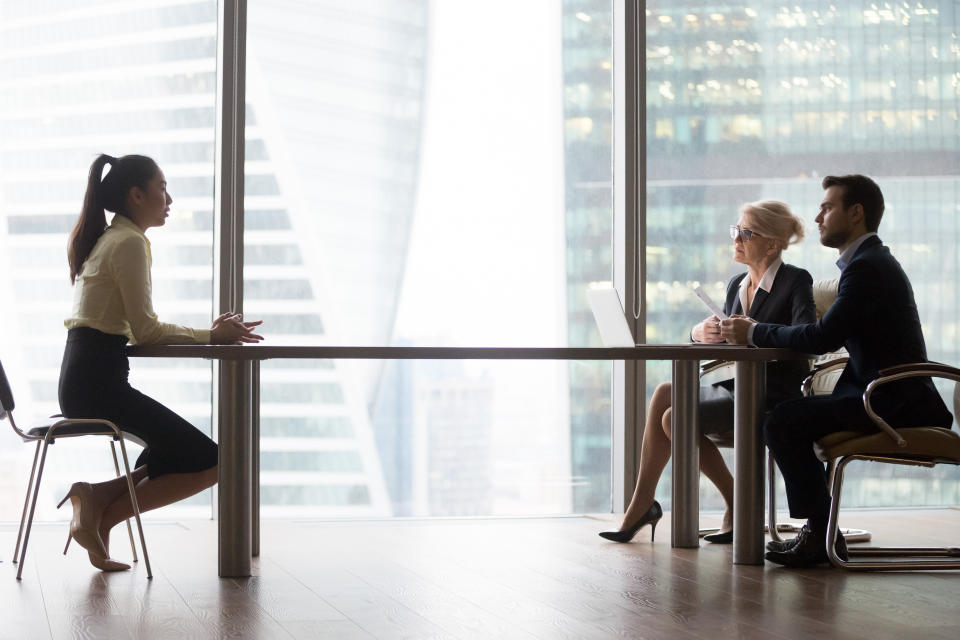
761, 417, 781, 449
762, 405, 799, 450
653, 381, 671, 403
202, 465, 218, 488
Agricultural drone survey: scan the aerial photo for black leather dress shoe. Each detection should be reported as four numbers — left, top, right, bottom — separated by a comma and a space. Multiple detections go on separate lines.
765, 526, 847, 568
703, 529, 733, 544
766, 525, 807, 552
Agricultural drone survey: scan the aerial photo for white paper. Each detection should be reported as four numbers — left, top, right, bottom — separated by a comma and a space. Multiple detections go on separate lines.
693, 285, 728, 320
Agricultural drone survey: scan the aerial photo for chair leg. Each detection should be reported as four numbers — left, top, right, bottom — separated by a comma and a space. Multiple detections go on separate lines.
109, 440, 139, 563
17, 441, 51, 580
767, 451, 784, 543
116, 437, 152, 579
826, 455, 959, 570
824, 458, 871, 544
13, 441, 42, 564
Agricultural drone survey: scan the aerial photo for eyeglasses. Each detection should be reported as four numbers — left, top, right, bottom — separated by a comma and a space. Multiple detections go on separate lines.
729, 225, 764, 242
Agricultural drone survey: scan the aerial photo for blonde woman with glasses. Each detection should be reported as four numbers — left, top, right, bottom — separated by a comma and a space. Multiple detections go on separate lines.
600, 201, 815, 544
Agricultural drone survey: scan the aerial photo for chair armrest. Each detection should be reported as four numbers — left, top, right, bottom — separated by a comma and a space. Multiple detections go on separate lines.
878, 361, 960, 378
700, 359, 729, 374
801, 357, 849, 397
863, 362, 960, 447
814, 356, 850, 372
699, 360, 735, 387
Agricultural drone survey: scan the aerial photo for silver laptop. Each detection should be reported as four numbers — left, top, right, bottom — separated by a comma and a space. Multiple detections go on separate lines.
586, 288, 637, 347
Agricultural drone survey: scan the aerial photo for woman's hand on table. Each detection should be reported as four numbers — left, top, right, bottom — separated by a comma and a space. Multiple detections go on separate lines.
211, 312, 264, 344
692, 315, 724, 343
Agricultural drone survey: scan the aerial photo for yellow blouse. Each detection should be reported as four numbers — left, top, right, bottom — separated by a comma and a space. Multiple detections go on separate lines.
65, 215, 211, 345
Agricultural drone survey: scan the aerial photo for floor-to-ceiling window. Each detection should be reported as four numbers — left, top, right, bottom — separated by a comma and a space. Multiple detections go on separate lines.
241, 0, 616, 517
0, 0, 218, 520
645, 2, 960, 511
6, 1, 952, 527
0, 0, 617, 523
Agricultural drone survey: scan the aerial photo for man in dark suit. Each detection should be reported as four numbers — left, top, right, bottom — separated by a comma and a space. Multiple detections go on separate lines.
720, 174, 953, 568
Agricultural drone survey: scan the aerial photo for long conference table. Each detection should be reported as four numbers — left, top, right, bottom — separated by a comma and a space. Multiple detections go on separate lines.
126, 344, 799, 577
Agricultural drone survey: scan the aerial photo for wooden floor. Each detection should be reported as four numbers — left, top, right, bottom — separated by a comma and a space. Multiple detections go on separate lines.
1, 510, 958, 639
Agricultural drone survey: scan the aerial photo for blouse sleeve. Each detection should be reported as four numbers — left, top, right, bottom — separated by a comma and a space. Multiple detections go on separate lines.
110, 235, 211, 345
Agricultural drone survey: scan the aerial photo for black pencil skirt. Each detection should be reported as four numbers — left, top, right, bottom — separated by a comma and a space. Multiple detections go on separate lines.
698, 382, 735, 435
58, 327, 218, 478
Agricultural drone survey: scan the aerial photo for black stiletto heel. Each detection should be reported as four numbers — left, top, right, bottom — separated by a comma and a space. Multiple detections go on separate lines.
599, 500, 663, 543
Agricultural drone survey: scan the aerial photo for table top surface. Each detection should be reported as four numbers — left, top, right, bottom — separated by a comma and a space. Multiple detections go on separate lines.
126, 343, 805, 361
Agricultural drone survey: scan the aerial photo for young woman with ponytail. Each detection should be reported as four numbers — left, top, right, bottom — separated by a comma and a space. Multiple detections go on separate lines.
58, 154, 263, 572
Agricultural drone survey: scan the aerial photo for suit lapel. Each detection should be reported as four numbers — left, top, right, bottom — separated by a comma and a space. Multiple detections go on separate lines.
748, 288, 769, 318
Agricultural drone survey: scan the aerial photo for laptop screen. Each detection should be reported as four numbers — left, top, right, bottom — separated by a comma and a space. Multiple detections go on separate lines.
586, 288, 636, 348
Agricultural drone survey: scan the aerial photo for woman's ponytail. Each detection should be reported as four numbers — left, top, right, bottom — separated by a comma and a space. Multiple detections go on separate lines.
67, 153, 158, 284
68, 154, 114, 284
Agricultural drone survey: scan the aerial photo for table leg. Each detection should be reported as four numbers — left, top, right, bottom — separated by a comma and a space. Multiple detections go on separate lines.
671, 359, 700, 548
251, 360, 260, 558
733, 360, 765, 565
218, 359, 253, 577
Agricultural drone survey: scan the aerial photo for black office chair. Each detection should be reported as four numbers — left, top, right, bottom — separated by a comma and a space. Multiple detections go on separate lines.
817, 361, 960, 570
0, 358, 152, 580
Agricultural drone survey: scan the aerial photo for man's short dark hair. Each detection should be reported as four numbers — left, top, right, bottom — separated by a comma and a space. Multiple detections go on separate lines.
821, 174, 885, 232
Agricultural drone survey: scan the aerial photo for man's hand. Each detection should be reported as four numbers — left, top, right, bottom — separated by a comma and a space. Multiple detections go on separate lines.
719, 314, 756, 345
691, 315, 723, 343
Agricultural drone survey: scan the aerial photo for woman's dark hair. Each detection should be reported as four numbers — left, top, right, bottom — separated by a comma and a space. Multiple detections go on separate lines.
68, 154, 159, 283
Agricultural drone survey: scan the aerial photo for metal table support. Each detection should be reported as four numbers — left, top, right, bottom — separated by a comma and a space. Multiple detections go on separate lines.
733, 360, 766, 565
251, 361, 260, 557
671, 359, 700, 548
217, 359, 253, 577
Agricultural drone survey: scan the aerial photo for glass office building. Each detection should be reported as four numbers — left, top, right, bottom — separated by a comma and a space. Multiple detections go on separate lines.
562, 1, 615, 513
645, 2, 960, 508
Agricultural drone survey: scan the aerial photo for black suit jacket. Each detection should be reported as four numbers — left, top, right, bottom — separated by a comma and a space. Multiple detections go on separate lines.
717, 262, 816, 407
752, 235, 952, 427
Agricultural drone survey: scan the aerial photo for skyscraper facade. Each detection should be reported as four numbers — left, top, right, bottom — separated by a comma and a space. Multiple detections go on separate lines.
562, 0, 615, 514
645, 2, 960, 509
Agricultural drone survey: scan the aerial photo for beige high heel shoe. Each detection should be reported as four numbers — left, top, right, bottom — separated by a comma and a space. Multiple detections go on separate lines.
86, 551, 130, 572
57, 482, 108, 559
60, 532, 131, 571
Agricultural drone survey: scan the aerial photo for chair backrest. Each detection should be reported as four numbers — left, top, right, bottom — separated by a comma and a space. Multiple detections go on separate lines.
954, 384, 959, 428
811, 278, 849, 369
813, 278, 839, 319
0, 358, 15, 419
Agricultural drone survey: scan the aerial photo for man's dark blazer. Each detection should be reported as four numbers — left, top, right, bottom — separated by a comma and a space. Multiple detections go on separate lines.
717, 262, 816, 407
752, 235, 952, 427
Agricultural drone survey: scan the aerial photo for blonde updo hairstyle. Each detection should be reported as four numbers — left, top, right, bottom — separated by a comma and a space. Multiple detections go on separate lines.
740, 200, 805, 251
